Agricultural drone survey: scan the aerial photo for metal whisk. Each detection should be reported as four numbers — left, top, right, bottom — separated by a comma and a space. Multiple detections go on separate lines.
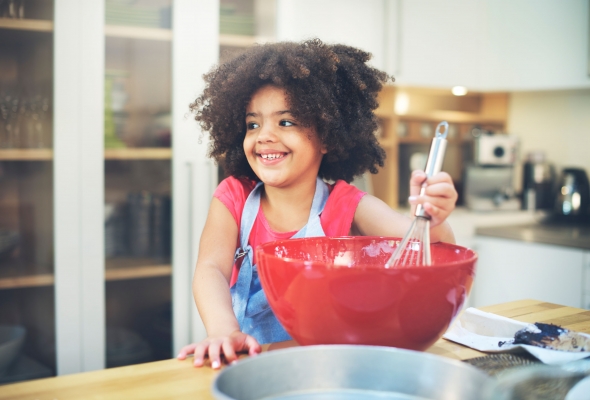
385, 121, 449, 267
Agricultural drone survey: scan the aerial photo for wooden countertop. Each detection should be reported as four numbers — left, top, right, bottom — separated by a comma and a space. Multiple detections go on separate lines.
2, 299, 589, 400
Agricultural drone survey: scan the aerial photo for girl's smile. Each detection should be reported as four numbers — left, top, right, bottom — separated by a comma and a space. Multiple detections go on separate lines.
257, 150, 287, 164
244, 85, 326, 188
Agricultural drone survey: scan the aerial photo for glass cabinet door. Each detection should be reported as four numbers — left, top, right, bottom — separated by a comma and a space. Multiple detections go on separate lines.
103, 0, 173, 368
0, 0, 56, 384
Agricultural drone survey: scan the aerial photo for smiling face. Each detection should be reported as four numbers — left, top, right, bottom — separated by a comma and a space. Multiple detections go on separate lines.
243, 85, 327, 188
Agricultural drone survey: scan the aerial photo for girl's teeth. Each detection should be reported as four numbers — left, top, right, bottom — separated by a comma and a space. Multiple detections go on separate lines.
262, 154, 283, 160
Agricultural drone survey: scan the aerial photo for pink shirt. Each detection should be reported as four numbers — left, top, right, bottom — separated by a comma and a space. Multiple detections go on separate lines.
214, 176, 366, 286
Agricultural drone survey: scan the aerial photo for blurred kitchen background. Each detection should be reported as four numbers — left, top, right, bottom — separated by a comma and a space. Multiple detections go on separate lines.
0, 0, 589, 385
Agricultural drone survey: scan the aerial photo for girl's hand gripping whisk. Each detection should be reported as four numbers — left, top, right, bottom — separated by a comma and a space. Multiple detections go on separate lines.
385, 121, 449, 267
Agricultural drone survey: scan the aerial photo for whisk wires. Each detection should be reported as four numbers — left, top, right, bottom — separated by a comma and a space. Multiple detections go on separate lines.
386, 216, 431, 267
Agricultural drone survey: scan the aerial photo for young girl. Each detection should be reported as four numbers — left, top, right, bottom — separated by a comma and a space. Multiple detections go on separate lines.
177, 39, 458, 369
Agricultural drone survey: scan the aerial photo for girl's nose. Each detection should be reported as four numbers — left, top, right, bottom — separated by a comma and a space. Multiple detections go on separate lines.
256, 124, 277, 143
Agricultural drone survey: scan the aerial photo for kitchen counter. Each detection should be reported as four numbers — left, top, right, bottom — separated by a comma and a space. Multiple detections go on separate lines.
1, 299, 589, 400
475, 221, 590, 250
445, 207, 542, 249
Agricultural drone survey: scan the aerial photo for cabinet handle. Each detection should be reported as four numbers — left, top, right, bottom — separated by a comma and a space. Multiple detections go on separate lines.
208, 159, 217, 197
187, 161, 194, 268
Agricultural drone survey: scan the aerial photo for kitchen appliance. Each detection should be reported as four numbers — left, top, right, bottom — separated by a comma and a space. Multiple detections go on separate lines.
463, 133, 520, 211
521, 151, 555, 211
464, 166, 520, 211
474, 134, 519, 166
257, 237, 477, 350
387, 121, 448, 267
553, 168, 590, 222
212, 345, 491, 400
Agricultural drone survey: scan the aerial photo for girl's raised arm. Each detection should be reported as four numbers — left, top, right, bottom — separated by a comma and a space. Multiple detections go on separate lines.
352, 171, 456, 244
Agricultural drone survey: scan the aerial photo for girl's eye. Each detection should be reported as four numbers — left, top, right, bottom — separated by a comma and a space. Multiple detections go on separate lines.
247, 122, 259, 130
280, 120, 294, 127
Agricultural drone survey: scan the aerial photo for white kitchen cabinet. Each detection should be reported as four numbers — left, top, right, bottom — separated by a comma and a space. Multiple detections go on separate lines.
277, 0, 590, 91
397, 0, 590, 91
481, 0, 590, 91
471, 236, 586, 309
276, 0, 387, 71
0, 0, 217, 382
394, 0, 486, 89
445, 209, 540, 308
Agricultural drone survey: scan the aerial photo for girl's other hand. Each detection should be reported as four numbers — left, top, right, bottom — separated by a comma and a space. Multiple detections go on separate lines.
176, 330, 262, 369
408, 170, 457, 228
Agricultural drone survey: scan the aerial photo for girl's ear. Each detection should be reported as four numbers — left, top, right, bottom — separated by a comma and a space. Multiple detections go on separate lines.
320, 144, 328, 155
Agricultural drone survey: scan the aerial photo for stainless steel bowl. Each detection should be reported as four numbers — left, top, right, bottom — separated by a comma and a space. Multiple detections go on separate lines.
484, 359, 590, 400
212, 345, 491, 400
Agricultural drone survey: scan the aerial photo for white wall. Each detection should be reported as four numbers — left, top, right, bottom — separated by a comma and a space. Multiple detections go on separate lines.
507, 89, 590, 190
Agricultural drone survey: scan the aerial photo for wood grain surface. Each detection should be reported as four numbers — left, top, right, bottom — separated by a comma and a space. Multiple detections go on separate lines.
1, 299, 589, 400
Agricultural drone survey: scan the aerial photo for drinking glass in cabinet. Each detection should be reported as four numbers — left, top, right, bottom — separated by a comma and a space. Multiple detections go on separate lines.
0, 92, 51, 149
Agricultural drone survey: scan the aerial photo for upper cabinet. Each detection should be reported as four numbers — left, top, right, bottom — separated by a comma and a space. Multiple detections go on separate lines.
394, 0, 487, 89
276, 0, 590, 91
396, 0, 590, 91
277, 0, 386, 70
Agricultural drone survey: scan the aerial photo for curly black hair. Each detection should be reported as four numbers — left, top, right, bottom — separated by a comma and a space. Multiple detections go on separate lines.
190, 38, 393, 183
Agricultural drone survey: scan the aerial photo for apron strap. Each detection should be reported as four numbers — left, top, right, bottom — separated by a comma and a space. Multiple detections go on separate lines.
232, 178, 329, 327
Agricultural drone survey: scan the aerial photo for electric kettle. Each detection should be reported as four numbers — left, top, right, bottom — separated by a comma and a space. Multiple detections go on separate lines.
553, 168, 590, 221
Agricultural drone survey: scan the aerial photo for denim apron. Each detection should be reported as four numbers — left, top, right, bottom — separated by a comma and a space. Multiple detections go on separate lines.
230, 177, 329, 344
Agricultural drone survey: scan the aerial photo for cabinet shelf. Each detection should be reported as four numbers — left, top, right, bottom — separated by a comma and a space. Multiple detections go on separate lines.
104, 148, 171, 160
105, 258, 172, 281
0, 264, 172, 290
397, 137, 436, 145
0, 149, 172, 161
399, 111, 506, 125
0, 18, 53, 32
0, 149, 53, 161
85, 26, 261, 46
220, 34, 257, 47
397, 136, 470, 145
0, 273, 54, 290
105, 25, 172, 41
105, 265, 172, 281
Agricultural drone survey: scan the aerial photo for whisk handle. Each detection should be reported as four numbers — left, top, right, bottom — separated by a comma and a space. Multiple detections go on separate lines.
424, 135, 447, 178
415, 122, 448, 218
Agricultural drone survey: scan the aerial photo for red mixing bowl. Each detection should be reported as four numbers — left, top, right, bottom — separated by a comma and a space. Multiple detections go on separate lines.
256, 237, 477, 351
